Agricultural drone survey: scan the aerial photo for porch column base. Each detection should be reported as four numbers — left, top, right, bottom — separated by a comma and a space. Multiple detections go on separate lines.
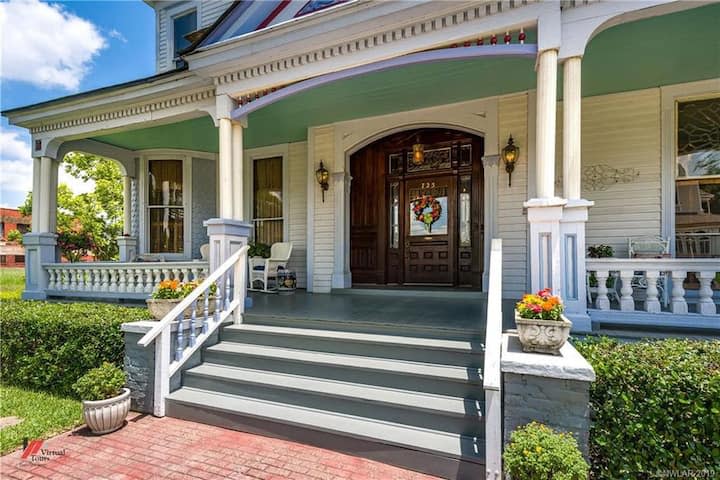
331, 271, 352, 289
524, 198, 567, 293
204, 218, 253, 272
22, 233, 58, 300
116, 236, 138, 262
560, 199, 594, 333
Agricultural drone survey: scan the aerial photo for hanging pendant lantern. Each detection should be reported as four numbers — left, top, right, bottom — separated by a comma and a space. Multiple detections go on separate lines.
412, 136, 424, 166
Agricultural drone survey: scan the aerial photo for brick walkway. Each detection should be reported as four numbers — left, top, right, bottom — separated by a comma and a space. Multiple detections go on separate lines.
1, 413, 439, 479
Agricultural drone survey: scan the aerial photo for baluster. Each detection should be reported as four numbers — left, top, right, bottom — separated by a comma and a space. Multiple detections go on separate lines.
619, 269, 635, 312
98, 268, 106, 292
162, 268, 171, 282
152, 268, 161, 290
697, 271, 716, 315
89, 269, 98, 292
47, 268, 56, 290
76, 268, 85, 291
670, 270, 688, 314
225, 274, 231, 311
135, 268, 145, 293
215, 273, 223, 322
144, 268, 153, 293
175, 312, 185, 362
203, 290, 210, 333
182, 268, 190, 282
57, 269, 66, 290
70, 268, 78, 291
189, 299, 197, 347
594, 270, 610, 310
644, 270, 661, 313
192, 267, 201, 281
118, 268, 127, 293
109, 268, 118, 293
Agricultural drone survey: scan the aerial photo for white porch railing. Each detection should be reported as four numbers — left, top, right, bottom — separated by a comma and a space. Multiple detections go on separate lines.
43, 261, 209, 299
484, 238, 503, 479
586, 258, 719, 315
138, 246, 249, 417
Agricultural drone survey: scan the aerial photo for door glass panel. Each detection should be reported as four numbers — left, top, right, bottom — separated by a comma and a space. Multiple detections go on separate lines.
408, 183, 448, 236
253, 156, 283, 245
148, 160, 184, 253
459, 175, 471, 247
149, 208, 184, 253
389, 182, 399, 248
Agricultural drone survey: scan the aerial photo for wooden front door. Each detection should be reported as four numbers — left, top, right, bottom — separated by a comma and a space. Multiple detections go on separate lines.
404, 175, 456, 285
350, 128, 484, 288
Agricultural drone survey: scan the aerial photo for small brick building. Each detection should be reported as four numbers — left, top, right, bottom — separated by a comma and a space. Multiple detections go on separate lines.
0, 208, 31, 268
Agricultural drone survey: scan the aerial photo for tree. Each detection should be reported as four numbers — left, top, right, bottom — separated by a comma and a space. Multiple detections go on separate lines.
20, 152, 124, 261
6, 229, 23, 244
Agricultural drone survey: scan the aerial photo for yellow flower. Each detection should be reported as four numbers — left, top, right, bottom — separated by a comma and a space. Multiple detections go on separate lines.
536, 446, 542, 453
524, 449, 530, 456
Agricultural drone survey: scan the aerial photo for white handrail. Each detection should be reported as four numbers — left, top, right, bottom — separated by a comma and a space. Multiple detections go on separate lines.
138, 245, 250, 417
138, 246, 248, 347
484, 238, 503, 479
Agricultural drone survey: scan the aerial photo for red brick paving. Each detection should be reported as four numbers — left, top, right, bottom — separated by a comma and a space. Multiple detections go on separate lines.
1, 412, 440, 480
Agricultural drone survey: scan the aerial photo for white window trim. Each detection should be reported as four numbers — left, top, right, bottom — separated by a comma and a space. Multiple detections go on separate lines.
165, 2, 197, 68
245, 144, 290, 243
661, 79, 720, 256
139, 152, 193, 259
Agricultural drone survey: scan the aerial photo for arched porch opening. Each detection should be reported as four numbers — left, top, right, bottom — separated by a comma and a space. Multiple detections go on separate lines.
348, 127, 485, 288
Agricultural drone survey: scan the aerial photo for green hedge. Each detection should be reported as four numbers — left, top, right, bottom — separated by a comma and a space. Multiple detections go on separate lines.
575, 337, 720, 479
0, 300, 151, 396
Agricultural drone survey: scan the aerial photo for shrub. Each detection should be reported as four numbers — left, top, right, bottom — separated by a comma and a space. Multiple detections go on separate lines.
504, 421, 589, 480
587, 244, 613, 258
6, 229, 22, 244
248, 242, 271, 258
0, 300, 151, 396
575, 337, 720, 479
72, 362, 126, 401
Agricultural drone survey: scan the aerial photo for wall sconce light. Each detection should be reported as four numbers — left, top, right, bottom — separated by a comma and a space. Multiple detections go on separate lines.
315, 161, 329, 202
412, 136, 424, 166
501, 135, 519, 187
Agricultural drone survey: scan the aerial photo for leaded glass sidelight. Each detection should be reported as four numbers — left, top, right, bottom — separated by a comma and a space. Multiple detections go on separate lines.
459, 175, 472, 247
389, 182, 400, 249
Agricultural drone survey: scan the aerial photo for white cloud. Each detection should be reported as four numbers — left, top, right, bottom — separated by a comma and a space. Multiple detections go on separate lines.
0, 128, 95, 209
0, 0, 106, 91
108, 28, 127, 43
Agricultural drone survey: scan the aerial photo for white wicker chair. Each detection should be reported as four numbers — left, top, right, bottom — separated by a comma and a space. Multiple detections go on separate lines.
248, 242, 293, 293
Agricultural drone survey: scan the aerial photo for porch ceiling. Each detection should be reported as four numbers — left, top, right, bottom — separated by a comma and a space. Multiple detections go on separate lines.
89, 3, 719, 152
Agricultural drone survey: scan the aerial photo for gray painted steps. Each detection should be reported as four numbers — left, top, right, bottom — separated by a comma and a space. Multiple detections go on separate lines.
222, 324, 485, 366
204, 341, 483, 384
184, 362, 483, 419
166, 387, 485, 464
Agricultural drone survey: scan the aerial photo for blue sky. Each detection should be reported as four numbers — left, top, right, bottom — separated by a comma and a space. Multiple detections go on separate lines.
1, 0, 156, 208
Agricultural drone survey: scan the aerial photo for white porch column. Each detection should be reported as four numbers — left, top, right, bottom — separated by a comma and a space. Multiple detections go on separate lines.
123, 176, 133, 235
559, 56, 593, 332
206, 95, 252, 272
524, 48, 566, 295
118, 176, 139, 262
482, 155, 500, 291
232, 122, 244, 221
331, 171, 352, 288
218, 117, 234, 219
24, 155, 59, 300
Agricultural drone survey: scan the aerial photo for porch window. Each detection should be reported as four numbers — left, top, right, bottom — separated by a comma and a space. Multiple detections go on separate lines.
148, 160, 184, 254
253, 157, 283, 245
675, 97, 720, 258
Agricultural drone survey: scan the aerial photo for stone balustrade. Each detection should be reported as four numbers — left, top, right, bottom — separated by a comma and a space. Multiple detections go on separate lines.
586, 258, 719, 316
44, 261, 210, 299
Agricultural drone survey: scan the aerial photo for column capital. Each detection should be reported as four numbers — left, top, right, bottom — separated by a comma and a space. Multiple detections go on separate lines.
215, 94, 237, 121
481, 154, 500, 168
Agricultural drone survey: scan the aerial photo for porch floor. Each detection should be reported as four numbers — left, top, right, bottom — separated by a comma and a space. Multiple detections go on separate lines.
246, 289, 517, 337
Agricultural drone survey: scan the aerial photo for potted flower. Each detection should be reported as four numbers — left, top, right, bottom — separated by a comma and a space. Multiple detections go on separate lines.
145, 279, 217, 320
515, 288, 572, 355
72, 362, 130, 435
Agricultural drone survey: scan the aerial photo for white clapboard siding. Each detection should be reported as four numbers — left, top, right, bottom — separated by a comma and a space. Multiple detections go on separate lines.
287, 142, 308, 288
200, 1, 232, 27
311, 126, 336, 292
157, 7, 169, 72
556, 89, 662, 257
497, 94, 529, 298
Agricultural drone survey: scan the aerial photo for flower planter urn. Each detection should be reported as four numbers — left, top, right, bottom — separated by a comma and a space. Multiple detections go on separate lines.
515, 311, 572, 355
145, 297, 216, 320
82, 388, 131, 435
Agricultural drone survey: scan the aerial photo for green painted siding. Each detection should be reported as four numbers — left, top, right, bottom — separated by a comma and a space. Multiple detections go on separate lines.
91, 4, 719, 151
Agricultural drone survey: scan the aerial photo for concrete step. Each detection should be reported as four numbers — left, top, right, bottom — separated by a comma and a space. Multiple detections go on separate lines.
203, 341, 484, 397
166, 387, 485, 465
221, 324, 484, 366
183, 363, 484, 435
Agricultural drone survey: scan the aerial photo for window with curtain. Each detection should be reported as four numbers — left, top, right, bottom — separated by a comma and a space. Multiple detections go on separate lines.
675, 97, 720, 258
148, 160, 184, 254
253, 157, 283, 246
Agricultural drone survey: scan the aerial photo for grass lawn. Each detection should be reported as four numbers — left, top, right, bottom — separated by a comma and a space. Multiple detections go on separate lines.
0, 385, 83, 455
0, 268, 24, 301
